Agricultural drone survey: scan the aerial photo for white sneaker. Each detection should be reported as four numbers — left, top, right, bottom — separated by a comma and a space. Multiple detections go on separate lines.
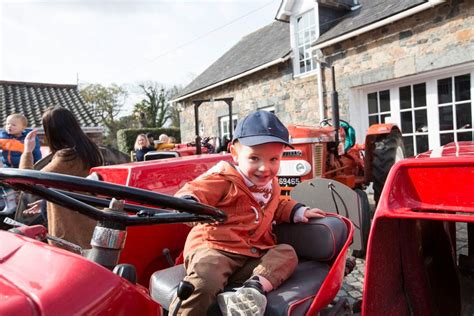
217, 287, 267, 316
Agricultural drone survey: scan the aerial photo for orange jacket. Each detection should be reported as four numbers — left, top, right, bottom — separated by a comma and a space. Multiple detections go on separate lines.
176, 161, 300, 258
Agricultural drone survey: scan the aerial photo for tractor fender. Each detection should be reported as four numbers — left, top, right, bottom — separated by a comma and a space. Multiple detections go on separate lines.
363, 124, 402, 185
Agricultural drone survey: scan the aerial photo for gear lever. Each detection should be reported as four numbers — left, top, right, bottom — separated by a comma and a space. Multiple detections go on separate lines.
171, 281, 195, 316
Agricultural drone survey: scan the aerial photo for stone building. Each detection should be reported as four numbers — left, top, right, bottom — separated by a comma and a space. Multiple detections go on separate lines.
171, 0, 473, 157
0, 80, 103, 145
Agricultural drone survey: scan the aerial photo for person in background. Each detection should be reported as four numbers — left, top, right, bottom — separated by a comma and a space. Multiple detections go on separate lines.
134, 133, 153, 161
170, 110, 326, 315
1, 113, 41, 168
0, 113, 42, 214
156, 133, 175, 150
146, 133, 156, 150
20, 106, 104, 250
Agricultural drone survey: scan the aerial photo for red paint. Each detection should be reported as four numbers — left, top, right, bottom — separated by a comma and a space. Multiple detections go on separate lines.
363, 141, 474, 315
0, 232, 161, 315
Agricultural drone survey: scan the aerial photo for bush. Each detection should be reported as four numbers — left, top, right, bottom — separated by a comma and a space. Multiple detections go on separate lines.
117, 127, 181, 153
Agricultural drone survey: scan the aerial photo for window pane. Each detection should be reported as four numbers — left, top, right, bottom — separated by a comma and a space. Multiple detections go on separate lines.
455, 74, 470, 102
403, 136, 414, 157
440, 133, 454, 145
399, 86, 411, 109
458, 131, 473, 141
300, 60, 305, 74
401, 111, 413, 133
368, 93, 378, 114
456, 103, 472, 130
379, 90, 391, 112
413, 83, 426, 108
416, 135, 429, 155
369, 115, 378, 125
381, 113, 391, 123
415, 109, 428, 133
305, 59, 312, 72
438, 78, 452, 104
439, 106, 454, 131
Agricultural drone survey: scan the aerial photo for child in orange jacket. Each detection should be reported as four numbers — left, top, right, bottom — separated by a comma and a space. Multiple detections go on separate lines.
171, 110, 325, 315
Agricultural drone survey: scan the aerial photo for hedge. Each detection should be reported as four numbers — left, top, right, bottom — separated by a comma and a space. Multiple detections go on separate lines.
117, 127, 181, 154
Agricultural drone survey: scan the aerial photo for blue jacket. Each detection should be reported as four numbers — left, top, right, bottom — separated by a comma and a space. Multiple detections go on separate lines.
0, 129, 42, 168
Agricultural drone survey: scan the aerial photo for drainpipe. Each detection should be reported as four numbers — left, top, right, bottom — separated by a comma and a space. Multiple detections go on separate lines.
317, 62, 325, 120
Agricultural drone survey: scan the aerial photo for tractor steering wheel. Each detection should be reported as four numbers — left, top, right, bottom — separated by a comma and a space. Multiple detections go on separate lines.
0, 169, 226, 226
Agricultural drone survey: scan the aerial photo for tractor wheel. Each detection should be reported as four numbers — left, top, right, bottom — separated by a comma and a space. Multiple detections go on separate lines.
352, 188, 370, 258
372, 130, 405, 204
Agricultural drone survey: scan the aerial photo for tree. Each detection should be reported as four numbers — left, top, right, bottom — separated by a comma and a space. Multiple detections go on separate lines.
168, 85, 182, 128
80, 83, 127, 147
133, 82, 182, 128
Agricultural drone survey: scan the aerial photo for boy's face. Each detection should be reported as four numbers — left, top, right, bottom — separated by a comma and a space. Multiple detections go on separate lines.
230, 141, 284, 186
6, 117, 26, 137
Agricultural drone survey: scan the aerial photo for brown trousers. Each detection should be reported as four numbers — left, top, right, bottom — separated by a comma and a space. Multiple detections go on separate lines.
169, 244, 297, 316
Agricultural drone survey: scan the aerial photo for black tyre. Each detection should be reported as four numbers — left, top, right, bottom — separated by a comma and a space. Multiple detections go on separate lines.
372, 130, 405, 204
352, 188, 370, 258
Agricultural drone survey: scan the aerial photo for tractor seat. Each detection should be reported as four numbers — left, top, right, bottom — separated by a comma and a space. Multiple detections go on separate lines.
150, 216, 348, 315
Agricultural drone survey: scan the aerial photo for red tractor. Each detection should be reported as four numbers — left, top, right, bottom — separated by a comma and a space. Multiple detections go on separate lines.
1, 141, 473, 315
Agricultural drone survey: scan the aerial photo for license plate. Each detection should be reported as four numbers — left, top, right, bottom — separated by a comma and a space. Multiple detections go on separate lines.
278, 176, 301, 187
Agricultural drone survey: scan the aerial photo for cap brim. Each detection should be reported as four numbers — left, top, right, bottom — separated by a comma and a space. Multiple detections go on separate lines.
238, 135, 294, 149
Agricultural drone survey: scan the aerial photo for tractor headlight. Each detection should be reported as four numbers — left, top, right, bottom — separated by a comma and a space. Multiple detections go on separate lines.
278, 160, 312, 176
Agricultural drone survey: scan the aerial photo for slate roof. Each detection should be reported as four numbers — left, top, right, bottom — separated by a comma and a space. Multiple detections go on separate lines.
0, 81, 99, 128
316, 0, 427, 44
174, 21, 291, 100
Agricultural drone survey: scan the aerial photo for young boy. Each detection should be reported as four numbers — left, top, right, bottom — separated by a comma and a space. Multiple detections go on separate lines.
170, 110, 325, 315
1, 113, 42, 168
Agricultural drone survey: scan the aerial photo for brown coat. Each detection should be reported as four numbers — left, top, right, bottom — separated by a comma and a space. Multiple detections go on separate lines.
175, 161, 300, 258
20, 151, 97, 249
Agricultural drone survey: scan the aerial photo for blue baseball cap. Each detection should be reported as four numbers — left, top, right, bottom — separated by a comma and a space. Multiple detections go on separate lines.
232, 110, 293, 148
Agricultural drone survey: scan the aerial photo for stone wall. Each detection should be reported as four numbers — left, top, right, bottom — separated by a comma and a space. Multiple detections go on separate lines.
321, 0, 473, 118
178, 0, 473, 143
178, 61, 321, 143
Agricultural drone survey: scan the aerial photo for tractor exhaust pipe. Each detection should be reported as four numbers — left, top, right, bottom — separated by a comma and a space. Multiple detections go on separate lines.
331, 66, 340, 154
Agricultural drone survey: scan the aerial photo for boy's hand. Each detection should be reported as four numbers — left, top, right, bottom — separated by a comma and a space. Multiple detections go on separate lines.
301, 208, 325, 223
23, 129, 38, 153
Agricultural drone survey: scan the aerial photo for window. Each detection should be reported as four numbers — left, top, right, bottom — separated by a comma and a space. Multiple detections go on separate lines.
437, 74, 473, 145
219, 115, 238, 142
367, 89, 391, 125
360, 69, 473, 157
399, 83, 429, 157
294, 10, 317, 75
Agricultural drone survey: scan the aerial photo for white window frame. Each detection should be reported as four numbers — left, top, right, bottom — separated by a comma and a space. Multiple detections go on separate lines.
350, 64, 474, 154
219, 115, 238, 141
290, 2, 319, 78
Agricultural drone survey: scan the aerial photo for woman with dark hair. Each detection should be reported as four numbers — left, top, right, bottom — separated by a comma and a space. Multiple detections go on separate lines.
20, 106, 104, 249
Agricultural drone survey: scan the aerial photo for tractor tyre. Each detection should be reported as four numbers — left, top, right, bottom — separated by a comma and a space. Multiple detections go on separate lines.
352, 188, 370, 258
372, 130, 405, 204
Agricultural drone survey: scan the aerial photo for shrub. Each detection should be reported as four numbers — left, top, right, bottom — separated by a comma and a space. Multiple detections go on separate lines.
117, 127, 181, 153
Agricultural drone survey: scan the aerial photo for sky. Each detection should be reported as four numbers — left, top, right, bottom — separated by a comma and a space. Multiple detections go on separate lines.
0, 0, 282, 114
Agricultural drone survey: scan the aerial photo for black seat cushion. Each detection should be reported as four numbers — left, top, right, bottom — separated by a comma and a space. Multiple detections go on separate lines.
150, 264, 186, 311
149, 217, 346, 313
265, 260, 329, 316
273, 216, 348, 261
150, 261, 329, 315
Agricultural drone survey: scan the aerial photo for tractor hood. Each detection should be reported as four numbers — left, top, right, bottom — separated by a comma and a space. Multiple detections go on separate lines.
0, 270, 37, 315
0, 230, 159, 315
